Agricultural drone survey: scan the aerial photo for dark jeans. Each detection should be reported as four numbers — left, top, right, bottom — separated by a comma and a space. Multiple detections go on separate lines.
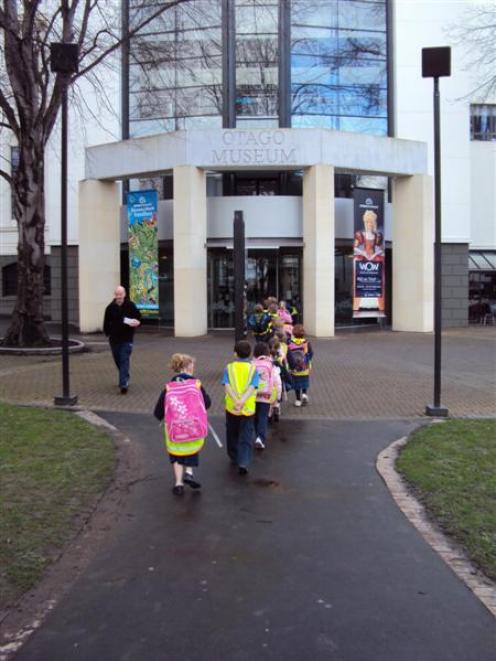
225, 412, 255, 469
255, 402, 271, 442
110, 341, 133, 388
295, 388, 307, 401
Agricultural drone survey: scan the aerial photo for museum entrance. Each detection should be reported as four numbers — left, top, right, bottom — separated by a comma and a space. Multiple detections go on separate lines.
207, 247, 302, 328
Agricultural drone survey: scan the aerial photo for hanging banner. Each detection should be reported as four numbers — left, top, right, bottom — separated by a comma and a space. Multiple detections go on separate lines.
352, 188, 386, 318
127, 189, 159, 316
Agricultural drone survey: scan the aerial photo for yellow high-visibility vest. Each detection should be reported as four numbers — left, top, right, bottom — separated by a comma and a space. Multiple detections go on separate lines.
225, 362, 257, 416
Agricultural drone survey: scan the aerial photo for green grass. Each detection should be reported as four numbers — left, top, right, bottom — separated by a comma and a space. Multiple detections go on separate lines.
397, 419, 496, 581
0, 403, 115, 608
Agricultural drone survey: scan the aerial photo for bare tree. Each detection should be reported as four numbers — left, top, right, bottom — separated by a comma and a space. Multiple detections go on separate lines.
448, 2, 496, 101
0, 0, 186, 347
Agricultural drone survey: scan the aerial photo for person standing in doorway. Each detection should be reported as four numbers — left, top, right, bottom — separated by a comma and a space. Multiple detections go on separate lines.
103, 285, 141, 394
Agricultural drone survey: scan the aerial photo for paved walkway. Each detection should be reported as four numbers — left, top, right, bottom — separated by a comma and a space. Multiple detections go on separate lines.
0, 327, 495, 419
11, 416, 496, 661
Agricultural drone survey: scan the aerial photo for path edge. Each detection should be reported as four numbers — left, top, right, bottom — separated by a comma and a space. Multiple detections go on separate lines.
376, 434, 496, 619
0, 409, 143, 660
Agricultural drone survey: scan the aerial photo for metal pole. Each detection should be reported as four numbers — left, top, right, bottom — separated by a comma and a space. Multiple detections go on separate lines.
55, 80, 78, 406
426, 76, 447, 417
233, 211, 246, 343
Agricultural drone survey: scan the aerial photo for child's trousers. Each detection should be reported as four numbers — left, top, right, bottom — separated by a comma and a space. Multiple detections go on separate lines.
255, 402, 271, 442
225, 412, 255, 468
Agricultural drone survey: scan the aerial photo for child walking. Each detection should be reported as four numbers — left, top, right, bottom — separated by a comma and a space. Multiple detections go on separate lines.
268, 337, 288, 422
252, 342, 280, 449
222, 340, 259, 474
287, 324, 314, 407
154, 353, 211, 495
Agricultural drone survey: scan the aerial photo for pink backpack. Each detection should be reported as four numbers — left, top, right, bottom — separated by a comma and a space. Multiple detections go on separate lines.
165, 379, 208, 443
253, 356, 275, 402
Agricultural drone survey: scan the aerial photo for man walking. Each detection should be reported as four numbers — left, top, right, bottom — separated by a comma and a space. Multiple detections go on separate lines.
103, 286, 141, 393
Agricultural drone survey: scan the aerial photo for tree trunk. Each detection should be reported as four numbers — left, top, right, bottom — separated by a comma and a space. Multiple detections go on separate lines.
2, 142, 50, 347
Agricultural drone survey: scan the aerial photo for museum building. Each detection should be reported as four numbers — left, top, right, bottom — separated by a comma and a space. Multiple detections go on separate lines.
1, 0, 495, 335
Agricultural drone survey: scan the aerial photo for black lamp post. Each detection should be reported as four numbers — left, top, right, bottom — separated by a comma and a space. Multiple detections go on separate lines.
422, 46, 450, 418
233, 211, 246, 343
51, 43, 79, 407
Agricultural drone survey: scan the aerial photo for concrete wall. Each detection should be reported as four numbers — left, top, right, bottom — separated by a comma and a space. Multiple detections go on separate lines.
120, 196, 394, 243
470, 141, 496, 249
394, 0, 473, 244
441, 243, 469, 328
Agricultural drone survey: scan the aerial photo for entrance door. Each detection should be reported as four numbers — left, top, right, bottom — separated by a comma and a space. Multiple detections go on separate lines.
208, 248, 302, 328
245, 250, 278, 312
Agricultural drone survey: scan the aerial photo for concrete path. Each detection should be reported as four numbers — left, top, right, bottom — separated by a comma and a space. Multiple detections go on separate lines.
13, 415, 496, 661
0, 327, 495, 419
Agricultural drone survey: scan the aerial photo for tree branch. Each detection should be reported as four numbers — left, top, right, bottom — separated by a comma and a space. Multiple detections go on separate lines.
73, 0, 187, 82
0, 168, 13, 186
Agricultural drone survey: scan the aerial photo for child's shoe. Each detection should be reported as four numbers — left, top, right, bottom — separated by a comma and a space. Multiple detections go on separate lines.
172, 485, 185, 496
184, 473, 202, 489
255, 437, 265, 450
294, 399, 302, 407
301, 393, 309, 406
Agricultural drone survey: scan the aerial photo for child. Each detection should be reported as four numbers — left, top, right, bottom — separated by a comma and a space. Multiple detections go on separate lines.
154, 353, 211, 496
222, 340, 259, 474
268, 338, 284, 423
287, 324, 313, 407
252, 342, 280, 449
277, 300, 293, 325
248, 303, 272, 343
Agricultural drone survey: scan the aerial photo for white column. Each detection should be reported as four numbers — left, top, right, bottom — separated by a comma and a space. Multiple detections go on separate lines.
302, 164, 335, 337
173, 166, 207, 336
392, 174, 434, 332
78, 179, 120, 333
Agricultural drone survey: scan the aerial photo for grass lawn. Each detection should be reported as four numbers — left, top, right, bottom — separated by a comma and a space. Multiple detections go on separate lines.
397, 419, 496, 581
0, 402, 115, 610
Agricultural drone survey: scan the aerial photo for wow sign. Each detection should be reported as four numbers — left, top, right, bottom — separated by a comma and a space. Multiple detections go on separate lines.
352, 188, 386, 319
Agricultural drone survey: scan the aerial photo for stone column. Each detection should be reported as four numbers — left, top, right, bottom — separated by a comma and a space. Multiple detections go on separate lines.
302, 164, 335, 337
392, 174, 434, 332
173, 166, 207, 336
78, 179, 120, 333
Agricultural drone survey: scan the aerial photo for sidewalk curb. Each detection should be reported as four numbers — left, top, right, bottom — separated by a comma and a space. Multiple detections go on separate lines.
0, 410, 143, 661
376, 435, 496, 619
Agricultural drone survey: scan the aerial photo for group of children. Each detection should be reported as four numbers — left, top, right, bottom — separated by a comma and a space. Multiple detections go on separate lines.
154, 305, 313, 495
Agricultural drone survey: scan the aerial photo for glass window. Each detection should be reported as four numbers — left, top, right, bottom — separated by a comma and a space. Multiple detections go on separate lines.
235, 0, 279, 126
291, 0, 388, 135
129, 0, 222, 136
470, 104, 496, 141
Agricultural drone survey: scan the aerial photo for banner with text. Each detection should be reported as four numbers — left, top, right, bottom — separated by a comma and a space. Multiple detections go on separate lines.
352, 188, 386, 318
127, 189, 159, 316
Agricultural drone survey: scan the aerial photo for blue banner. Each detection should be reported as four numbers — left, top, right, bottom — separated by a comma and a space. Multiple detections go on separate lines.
127, 189, 159, 315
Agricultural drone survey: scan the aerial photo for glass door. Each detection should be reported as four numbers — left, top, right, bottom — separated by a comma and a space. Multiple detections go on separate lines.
208, 247, 302, 328
208, 249, 235, 328
245, 250, 278, 313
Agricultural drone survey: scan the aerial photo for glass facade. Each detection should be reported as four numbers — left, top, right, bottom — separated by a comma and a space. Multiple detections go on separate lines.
235, 0, 279, 126
291, 0, 388, 134
126, 0, 389, 135
129, 0, 223, 136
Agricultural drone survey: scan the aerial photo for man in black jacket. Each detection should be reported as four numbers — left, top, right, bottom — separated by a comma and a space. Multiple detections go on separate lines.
103, 286, 141, 393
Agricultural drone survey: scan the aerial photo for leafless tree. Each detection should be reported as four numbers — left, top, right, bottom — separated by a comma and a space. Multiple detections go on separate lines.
448, 2, 496, 101
0, 0, 186, 347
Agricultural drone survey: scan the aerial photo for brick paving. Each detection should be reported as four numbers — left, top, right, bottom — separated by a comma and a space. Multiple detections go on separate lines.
1, 326, 494, 419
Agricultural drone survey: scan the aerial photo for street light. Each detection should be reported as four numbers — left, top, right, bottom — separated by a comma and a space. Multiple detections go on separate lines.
422, 46, 450, 418
51, 43, 79, 406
